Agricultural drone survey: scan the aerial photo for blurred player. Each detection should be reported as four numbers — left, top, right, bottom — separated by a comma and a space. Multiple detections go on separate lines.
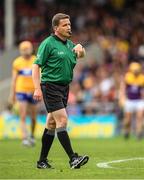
9, 41, 37, 146
119, 62, 144, 139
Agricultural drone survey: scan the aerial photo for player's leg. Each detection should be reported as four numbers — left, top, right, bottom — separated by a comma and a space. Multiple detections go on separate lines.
37, 113, 56, 169
136, 110, 143, 139
52, 108, 89, 169
28, 103, 37, 145
123, 111, 132, 139
135, 100, 144, 139
18, 101, 29, 145
123, 100, 133, 139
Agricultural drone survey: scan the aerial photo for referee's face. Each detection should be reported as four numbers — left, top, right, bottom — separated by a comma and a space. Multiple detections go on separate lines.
56, 18, 72, 38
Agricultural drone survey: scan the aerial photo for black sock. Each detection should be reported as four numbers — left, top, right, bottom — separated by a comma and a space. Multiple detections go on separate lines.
39, 128, 55, 161
57, 127, 74, 159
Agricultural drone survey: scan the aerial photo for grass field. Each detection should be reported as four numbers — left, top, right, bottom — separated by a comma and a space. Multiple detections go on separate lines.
0, 137, 144, 179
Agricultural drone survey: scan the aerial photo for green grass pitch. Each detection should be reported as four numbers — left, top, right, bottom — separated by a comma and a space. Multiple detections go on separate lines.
0, 137, 144, 179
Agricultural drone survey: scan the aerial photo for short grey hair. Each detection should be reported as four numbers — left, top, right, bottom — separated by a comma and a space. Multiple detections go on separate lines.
52, 13, 70, 28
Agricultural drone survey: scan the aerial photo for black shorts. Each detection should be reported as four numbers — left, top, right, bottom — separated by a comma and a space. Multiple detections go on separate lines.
41, 82, 69, 113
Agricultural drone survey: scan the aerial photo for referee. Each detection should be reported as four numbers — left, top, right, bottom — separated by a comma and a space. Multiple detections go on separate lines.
32, 13, 89, 169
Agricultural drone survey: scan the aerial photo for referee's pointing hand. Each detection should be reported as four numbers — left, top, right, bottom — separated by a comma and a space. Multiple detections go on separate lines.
73, 44, 85, 58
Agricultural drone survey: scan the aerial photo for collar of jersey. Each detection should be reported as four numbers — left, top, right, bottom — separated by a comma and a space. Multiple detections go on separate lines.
52, 34, 67, 44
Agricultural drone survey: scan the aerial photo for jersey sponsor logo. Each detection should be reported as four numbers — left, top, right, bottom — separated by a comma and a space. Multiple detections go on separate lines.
57, 51, 65, 55
18, 69, 32, 76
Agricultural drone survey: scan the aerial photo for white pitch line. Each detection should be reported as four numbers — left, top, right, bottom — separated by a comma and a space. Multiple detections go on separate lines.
97, 157, 144, 169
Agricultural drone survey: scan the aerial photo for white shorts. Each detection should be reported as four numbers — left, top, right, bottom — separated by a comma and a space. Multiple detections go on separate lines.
124, 99, 144, 113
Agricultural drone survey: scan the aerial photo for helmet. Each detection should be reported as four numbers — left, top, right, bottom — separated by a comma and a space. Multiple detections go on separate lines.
129, 62, 142, 73
19, 41, 33, 56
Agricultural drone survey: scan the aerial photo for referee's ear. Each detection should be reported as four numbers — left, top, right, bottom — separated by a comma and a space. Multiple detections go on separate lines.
53, 26, 58, 32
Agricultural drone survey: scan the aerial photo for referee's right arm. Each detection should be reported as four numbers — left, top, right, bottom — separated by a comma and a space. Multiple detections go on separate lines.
32, 39, 49, 101
32, 64, 43, 101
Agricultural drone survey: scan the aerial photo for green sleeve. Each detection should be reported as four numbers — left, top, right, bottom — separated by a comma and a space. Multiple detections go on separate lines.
72, 41, 76, 48
34, 39, 50, 67
67, 39, 75, 48
73, 43, 76, 48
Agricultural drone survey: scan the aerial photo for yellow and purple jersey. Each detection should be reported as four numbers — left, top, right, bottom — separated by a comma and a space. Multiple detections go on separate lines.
12, 55, 36, 93
125, 72, 144, 100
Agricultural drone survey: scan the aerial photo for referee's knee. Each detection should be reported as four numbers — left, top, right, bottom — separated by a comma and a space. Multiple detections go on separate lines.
47, 119, 56, 130
47, 123, 56, 130
56, 116, 68, 128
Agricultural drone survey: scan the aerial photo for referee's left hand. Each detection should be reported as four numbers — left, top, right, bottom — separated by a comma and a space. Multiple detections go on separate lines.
33, 88, 43, 101
73, 44, 84, 58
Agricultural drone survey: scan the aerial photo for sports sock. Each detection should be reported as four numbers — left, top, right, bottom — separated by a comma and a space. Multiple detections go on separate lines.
57, 127, 74, 159
39, 128, 55, 161
31, 118, 36, 138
